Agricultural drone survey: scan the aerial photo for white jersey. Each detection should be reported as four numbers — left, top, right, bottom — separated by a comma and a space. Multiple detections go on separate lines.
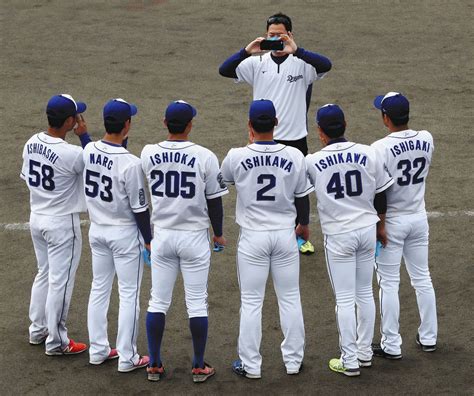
141, 140, 228, 230
306, 141, 394, 235
221, 142, 314, 230
236, 53, 324, 141
21, 132, 86, 216
83, 140, 148, 225
371, 129, 434, 218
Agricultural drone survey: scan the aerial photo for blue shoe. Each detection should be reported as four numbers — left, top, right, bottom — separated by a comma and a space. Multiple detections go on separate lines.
232, 359, 261, 379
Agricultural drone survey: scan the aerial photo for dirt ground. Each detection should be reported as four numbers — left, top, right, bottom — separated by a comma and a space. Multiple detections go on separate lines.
1, 0, 473, 394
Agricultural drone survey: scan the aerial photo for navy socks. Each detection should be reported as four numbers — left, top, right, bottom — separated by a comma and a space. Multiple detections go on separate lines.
146, 312, 165, 367
189, 317, 208, 368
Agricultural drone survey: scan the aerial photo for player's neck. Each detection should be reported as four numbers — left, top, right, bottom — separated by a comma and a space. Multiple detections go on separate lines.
167, 133, 189, 141
46, 127, 67, 140
103, 133, 124, 145
389, 124, 409, 133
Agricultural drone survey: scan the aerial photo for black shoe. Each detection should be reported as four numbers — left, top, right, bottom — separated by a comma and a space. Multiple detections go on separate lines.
416, 334, 436, 352
358, 359, 372, 368
372, 343, 402, 359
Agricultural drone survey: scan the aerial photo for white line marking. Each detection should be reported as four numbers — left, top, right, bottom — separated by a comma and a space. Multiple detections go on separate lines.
1, 211, 472, 232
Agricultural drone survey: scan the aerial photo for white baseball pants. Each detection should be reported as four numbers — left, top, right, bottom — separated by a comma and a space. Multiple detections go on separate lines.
29, 212, 82, 352
324, 224, 376, 369
375, 212, 437, 354
87, 223, 144, 370
237, 228, 304, 376
148, 227, 210, 318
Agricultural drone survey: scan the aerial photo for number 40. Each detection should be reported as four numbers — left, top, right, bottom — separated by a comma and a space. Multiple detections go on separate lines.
326, 170, 362, 199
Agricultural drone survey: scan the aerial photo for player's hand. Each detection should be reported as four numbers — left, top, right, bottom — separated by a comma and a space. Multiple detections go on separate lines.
295, 224, 309, 242
213, 235, 226, 252
376, 225, 388, 247
280, 32, 297, 54
245, 37, 266, 54
74, 114, 88, 136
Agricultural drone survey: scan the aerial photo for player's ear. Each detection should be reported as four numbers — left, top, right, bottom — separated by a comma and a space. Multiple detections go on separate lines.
163, 118, 168, 128
274, 117, 279, 127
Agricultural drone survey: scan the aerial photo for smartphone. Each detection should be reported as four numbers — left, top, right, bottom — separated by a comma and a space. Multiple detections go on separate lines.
260, 39, 284, 51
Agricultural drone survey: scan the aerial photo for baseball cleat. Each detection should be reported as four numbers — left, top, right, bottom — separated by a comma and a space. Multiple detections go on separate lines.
416, 334, 437, 352
371, 343, 402, 359
232, 359, 261, 379
118, 355, 150, 372
192, 362, 215, 383
297, 237, 315, 255
358, 359, 372, 368
328, 358, 360, 377
45, 339, 88, 356
89, 348, 119, 365
29, 333, 48, 345
147, 365, 166, 381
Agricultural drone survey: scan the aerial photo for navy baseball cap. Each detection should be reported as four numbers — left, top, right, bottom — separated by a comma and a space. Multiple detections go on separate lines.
103, 98, 138, 123
373, 92, 409, 120
165, 100, 197, 125
249, 99, 276, 122
316, 104, 345, 131
46, 94, 86, 119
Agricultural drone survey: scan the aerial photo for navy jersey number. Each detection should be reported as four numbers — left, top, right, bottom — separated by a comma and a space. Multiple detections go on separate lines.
151, 170, 196, 199
326, 170, 362, 199
256, 174, 276, 201
397, 157, 426, 186
28, 160, 55, 191
85, 170, 113, 202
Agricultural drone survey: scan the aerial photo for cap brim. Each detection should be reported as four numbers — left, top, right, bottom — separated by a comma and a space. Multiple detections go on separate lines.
129, 104, 138, 116
76, 102, 87, 114
373, 95, 385, 110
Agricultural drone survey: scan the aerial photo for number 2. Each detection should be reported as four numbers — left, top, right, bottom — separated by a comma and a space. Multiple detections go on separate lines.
256, 174, 276, 201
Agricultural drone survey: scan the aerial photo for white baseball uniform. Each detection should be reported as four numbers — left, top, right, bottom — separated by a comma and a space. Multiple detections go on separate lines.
21, 131, 86, 352
221, 142, 314, 376
306, 140, 394, 369
371, 129, 437, 354
141, 140, 228, 318
236, 53, 325, 141
83, 140, 148, 370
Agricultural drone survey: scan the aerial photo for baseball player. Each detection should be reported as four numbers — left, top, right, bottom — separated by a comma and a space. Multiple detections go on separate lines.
81, 99, 151, 372
21, 94, 88, 355
141, 100, 228, 383
221, 99, 314, 379
305, 104, 394, 376
371, 92, 437, 358
219, 12, 332, 254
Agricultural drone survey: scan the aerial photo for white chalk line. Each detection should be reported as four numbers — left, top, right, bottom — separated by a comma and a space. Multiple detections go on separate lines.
1, 211, 473, 231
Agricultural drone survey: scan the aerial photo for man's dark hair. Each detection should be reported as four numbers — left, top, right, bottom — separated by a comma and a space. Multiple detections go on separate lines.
167, 121, 189, 134
47, 115, 70, 129
267, 13, 292, 32
250, 118, 276, 133
104, 118, 129, 134
322, 125, 345, 139
387, 114, 409, 127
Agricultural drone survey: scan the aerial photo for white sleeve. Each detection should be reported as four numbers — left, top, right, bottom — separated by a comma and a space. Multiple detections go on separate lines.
304, 61, 318, 85
305, 155, 317, 186
20, 144, 27, 180
235, 56, 255, 85
220, 150, 235, 185
373, 148, 394, 193
124, 161, 149, 213
72, 147, 85, 175
205, 153, 229, 199
295, 154, 315, 198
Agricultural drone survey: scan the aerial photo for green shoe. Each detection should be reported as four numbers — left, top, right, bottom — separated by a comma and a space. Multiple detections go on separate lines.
299, 239, 315, 255
329, 358, 360, 377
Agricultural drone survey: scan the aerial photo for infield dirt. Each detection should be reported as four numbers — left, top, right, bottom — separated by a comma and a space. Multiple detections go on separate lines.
1, 1, 473, 394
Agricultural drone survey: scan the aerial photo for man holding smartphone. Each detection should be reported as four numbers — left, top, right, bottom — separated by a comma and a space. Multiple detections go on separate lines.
219, 13, 332, 254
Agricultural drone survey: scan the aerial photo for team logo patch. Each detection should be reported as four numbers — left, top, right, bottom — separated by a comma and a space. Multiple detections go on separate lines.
139, 188, 146, 205
287, 74, 303, 83
217, 172, 226, 189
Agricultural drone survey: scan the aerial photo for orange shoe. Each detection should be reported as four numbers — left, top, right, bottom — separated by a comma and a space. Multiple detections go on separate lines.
147, 365, 166, 381
46, 339, 87, 356
192, 362, 215, 383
